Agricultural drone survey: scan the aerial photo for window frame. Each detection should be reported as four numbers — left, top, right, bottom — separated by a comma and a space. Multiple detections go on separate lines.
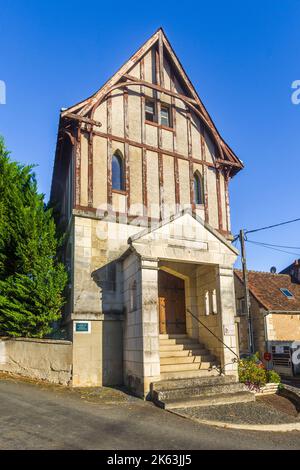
193, 171, 204, 205
145, 98, 157, 123
112, 151, 125, 192
280, 288, 294, 299
160, 103, 172, 128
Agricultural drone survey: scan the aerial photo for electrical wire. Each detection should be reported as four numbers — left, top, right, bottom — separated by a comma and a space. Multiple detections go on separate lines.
246, 239, 300, 257
246, 240, 300, 250
244, 217, 300, 236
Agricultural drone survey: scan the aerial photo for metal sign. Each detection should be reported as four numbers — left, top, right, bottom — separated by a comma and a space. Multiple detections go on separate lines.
74, 321, 91, 334
264, 352, 272, 362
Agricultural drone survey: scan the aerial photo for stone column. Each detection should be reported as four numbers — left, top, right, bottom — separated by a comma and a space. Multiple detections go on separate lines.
217, 265, 239, 377
140, 258, 161, 397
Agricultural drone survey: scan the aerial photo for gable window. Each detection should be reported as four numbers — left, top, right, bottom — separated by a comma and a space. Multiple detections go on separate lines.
193, 172, 204, 205
112, 152, 125, 191
145, 99, 157, 122
161, 105, 171, 127
280, 288, 294, 299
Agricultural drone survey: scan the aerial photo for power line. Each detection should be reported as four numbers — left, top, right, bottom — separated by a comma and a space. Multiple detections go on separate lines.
245, 217, 300, 235
247, 240, 300, 250
246, 239, 300, 257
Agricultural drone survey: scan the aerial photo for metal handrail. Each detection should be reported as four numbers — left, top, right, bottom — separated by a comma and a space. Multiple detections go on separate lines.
186, 308, 239, 359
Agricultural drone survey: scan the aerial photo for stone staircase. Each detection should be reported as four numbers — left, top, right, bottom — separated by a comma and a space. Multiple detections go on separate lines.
159, 333, 218, 380
151, 334, 255, 410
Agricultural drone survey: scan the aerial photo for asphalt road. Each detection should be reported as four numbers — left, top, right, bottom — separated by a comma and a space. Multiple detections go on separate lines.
1, 378, 300, 450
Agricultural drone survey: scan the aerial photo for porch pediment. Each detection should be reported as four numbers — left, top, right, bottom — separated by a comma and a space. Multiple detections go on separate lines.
128, 210, 238, 266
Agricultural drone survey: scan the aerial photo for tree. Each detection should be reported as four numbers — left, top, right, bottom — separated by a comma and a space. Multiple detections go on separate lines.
0, 137, 67, 337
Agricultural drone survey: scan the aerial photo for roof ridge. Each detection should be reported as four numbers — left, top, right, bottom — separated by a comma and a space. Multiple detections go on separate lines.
234, 268, 290, 277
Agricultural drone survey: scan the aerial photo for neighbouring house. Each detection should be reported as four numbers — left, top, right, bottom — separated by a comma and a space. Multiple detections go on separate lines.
234, 270, 300, 376
50, 28, 244, 397
280, 259, 300, 284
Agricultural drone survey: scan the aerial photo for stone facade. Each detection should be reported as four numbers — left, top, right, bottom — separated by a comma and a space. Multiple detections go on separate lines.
50, 28, 243, 393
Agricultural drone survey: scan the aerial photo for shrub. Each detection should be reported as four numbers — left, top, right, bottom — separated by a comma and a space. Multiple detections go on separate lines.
238, 353, 281, 388
238, 358, 267, 387
0, 137, 67, 337
266, 369, 281, 384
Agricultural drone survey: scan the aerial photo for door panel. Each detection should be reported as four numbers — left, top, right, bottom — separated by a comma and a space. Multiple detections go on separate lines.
158, 270, 186, 334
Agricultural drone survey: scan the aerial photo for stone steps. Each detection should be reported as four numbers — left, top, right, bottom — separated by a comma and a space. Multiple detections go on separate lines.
160, 369, 219, 380
160, 355, 214, 365
160, 361, 211, 373
160, 349, 208, 358
159, 334, 188, 340
154, 334, 254, 409
151, 375, 255, 409
159, 338, 199, 346
156, 391, 255, 410
159, 343, 206, 352
158, 333, 217, 381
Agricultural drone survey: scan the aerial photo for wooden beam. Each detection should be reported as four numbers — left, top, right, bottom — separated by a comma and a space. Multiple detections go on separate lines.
63, 113, 102, 128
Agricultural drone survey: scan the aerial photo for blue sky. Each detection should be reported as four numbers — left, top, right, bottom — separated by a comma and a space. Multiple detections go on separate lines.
1, 0, 300, 272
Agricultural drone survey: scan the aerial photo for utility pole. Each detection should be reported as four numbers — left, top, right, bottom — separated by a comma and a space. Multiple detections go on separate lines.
239, 229, 254, 354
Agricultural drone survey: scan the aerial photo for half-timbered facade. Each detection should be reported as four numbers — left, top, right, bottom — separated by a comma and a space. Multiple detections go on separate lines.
50, 28, 244, 396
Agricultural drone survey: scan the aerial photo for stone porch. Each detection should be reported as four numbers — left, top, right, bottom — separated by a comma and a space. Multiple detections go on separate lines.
122, 211, 239, 397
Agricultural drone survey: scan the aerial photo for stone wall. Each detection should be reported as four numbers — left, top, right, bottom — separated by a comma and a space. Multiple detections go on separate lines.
0, 337, 72, 385
72, 316, 123, 387
267, 313, 300, 341
123, 253, 160, 397
234, 274, 266, 356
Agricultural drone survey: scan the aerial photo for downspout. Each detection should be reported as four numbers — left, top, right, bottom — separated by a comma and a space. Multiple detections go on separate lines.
263, 310, 270, 353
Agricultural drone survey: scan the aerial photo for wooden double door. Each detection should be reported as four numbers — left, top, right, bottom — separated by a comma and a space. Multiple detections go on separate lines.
158, 270, 186, 335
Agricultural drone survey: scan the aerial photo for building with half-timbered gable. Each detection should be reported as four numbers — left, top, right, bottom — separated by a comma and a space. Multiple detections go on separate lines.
50, 28, 244, 397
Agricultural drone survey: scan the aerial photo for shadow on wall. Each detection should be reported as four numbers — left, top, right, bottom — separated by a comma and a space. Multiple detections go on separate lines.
91, 261, 124, 386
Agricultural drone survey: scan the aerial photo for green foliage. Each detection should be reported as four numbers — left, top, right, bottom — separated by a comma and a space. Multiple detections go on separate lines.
238, 353, 281, 388
238, 358, 267, 387
0, 137, 67, 337
266, 369, 281, 384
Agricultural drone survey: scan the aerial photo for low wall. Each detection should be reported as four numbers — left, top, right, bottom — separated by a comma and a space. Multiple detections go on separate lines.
0, 337, 73, 385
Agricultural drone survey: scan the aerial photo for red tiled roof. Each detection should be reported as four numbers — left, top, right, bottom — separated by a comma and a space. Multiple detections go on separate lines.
234, 270, 300, 312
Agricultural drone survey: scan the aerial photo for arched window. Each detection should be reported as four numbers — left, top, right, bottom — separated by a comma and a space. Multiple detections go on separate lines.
112, 152, 125, 191
193, 172, 203, 205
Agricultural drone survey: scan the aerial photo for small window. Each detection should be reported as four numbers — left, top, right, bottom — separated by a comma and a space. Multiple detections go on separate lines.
193, 172, 203, 205
238, 298, 246, 315
161, 105, 171, 127
130, 280, 137, 311
145, 99, 156, 122
280, 288, 294, 299
112, 152, 124, 191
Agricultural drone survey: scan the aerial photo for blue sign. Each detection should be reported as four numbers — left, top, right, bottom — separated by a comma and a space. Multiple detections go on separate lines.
75, 322, 89, 333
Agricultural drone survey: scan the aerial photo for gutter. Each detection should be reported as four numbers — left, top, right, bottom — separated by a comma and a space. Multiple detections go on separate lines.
266, 310, 300, 314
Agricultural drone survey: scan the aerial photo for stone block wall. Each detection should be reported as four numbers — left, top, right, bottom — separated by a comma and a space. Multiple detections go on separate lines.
0, 337, 72, 385
72, 316, 123, 387
123, 252, 145, 395
195, 265, 223, 363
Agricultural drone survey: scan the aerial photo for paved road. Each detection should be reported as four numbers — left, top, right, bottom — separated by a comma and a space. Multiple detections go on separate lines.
1, 378, 300, 450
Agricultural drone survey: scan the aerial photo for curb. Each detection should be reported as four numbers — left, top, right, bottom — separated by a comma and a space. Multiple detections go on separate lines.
169, 409, 300, 433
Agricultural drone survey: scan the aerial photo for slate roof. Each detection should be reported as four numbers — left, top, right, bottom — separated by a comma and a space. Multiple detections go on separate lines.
234, 270, 300, 312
